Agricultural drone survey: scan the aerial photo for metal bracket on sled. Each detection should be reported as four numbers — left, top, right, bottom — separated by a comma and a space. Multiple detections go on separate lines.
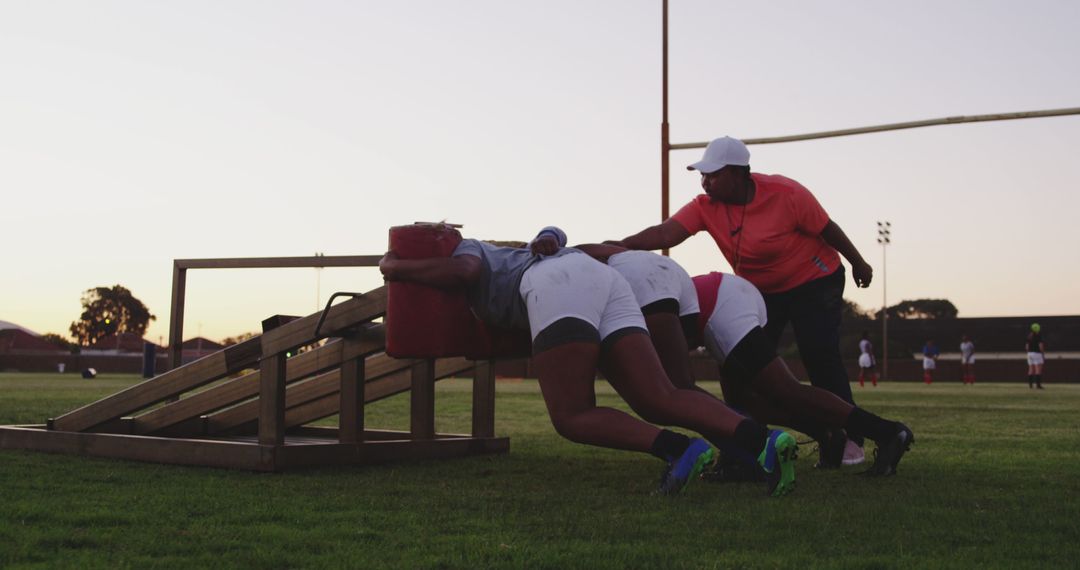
313, 291, 370, 339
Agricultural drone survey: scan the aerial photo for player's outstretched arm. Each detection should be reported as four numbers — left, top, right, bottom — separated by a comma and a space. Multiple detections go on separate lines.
379, 252, 482, 289
572, 243, 628, 262
609, 219, 690, 251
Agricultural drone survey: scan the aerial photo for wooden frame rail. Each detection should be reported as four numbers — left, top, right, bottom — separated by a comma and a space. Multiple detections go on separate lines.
168, 255, 381, 371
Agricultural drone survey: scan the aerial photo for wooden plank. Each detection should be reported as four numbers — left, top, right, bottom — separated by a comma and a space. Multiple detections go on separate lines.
472, 360, 496, 438
290, 426, 480, 441
261, 315, 301, 332
339, 340, 365, 444
411, 359, 436, 440
86, 417, 133, 435
273, 358, 475, 430
276, 436, 510, 470
0, 426, 266, 471
150, 416, 207, 439
0, 424, 506, 472
281, 369, 408, 430
260, 287, 387, 357
205, 352, 414, 435
206, 356, 472, 436
176, 255, 381, 270
52, 335, 264, 433
131, 328, 384, 435
286, 426, 413, 441
258, 353, 286, 446
167, 264, 186, 372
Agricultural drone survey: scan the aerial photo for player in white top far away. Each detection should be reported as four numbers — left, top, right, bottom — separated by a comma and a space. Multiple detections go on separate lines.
959, 335, 975, 385
857, 331, 878, 387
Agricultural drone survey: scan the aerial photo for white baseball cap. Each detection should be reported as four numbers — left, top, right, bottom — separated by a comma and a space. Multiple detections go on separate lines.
686, 136, 750, 173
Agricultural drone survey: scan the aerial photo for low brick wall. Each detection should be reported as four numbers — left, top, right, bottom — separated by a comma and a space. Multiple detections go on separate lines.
5, 352, 1075, 384
492, 355, 1079, 384
708, 355, 1078, 384
0, 353, 169, 375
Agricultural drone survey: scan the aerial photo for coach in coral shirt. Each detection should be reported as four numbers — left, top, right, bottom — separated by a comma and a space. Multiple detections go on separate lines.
610, 137, 874, 458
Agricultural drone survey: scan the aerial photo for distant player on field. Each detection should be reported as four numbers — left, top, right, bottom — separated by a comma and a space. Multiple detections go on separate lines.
922, 340, 939, 384
1026, 323, 1045, 389
857, 331, 878, 387
959, 335, 975, 384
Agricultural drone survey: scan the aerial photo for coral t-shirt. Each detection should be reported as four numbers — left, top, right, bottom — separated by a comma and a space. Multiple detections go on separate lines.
671, 173, 840, 294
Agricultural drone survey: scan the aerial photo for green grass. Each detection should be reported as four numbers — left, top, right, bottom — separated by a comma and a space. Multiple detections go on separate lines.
1, 374, 1078, 569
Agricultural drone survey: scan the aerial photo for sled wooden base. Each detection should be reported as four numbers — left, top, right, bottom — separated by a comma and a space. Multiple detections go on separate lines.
0, 425, 509, 472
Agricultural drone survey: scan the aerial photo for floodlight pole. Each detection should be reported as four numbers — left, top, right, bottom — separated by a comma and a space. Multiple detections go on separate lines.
314, 252, 325, 311
660, 0, 670, 256
877, 221, 891, 381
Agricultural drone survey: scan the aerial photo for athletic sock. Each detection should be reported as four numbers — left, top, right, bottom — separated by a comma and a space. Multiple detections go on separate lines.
1036, 374, 1043, 387
732, 419, 769, 457
844, 407, 898, 444
649, 429, 691, 462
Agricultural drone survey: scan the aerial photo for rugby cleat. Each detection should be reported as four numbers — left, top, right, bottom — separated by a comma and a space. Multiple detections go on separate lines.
757, 430, 798, 497
814, 429, 846, 469
656, 438, 714, 495
701, 451, 766, 483
866, 423, 914, 476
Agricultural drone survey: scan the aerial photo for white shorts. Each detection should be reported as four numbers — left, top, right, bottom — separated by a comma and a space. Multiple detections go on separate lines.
1027, 352, 1045, 366
961, 355, 975, 365
858, 353, 874, 368
701, 274, 767, 365
607, 250, 700, 316
923, 358, 936, 370
519, 253, 645, 342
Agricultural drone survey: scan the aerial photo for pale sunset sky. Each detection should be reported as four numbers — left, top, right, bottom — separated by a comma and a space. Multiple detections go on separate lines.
2, 1, 1078, 344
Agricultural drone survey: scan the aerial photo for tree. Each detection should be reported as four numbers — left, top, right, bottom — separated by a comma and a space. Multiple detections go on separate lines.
876, 298, 959, 320
69, 285, 156, 346
842, 299, 873, 322
40, 333, 80, 354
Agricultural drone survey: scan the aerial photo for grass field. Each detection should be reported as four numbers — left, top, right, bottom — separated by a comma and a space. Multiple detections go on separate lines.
1, 373, 1078, 569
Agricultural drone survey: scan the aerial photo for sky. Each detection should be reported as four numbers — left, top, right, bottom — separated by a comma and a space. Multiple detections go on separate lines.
2, 0, 1079, 344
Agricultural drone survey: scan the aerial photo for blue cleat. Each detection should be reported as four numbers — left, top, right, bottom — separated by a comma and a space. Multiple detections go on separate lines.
657, 438, 714, 495
758, 430, 798, 497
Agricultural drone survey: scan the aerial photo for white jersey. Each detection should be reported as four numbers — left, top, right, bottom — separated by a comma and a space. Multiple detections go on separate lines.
858, 339, 874, 368
606, 250, 700, 316
960, 341, 975, 364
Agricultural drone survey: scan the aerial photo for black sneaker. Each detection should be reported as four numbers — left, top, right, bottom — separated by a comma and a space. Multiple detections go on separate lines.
814, 429, 846, 469
866, 423, 914, 477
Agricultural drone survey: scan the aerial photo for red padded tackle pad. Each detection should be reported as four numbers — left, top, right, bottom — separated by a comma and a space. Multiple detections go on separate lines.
385, 224, 531, 360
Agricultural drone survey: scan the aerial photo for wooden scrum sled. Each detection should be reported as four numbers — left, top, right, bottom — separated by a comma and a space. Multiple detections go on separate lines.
0, 224, 523, 471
